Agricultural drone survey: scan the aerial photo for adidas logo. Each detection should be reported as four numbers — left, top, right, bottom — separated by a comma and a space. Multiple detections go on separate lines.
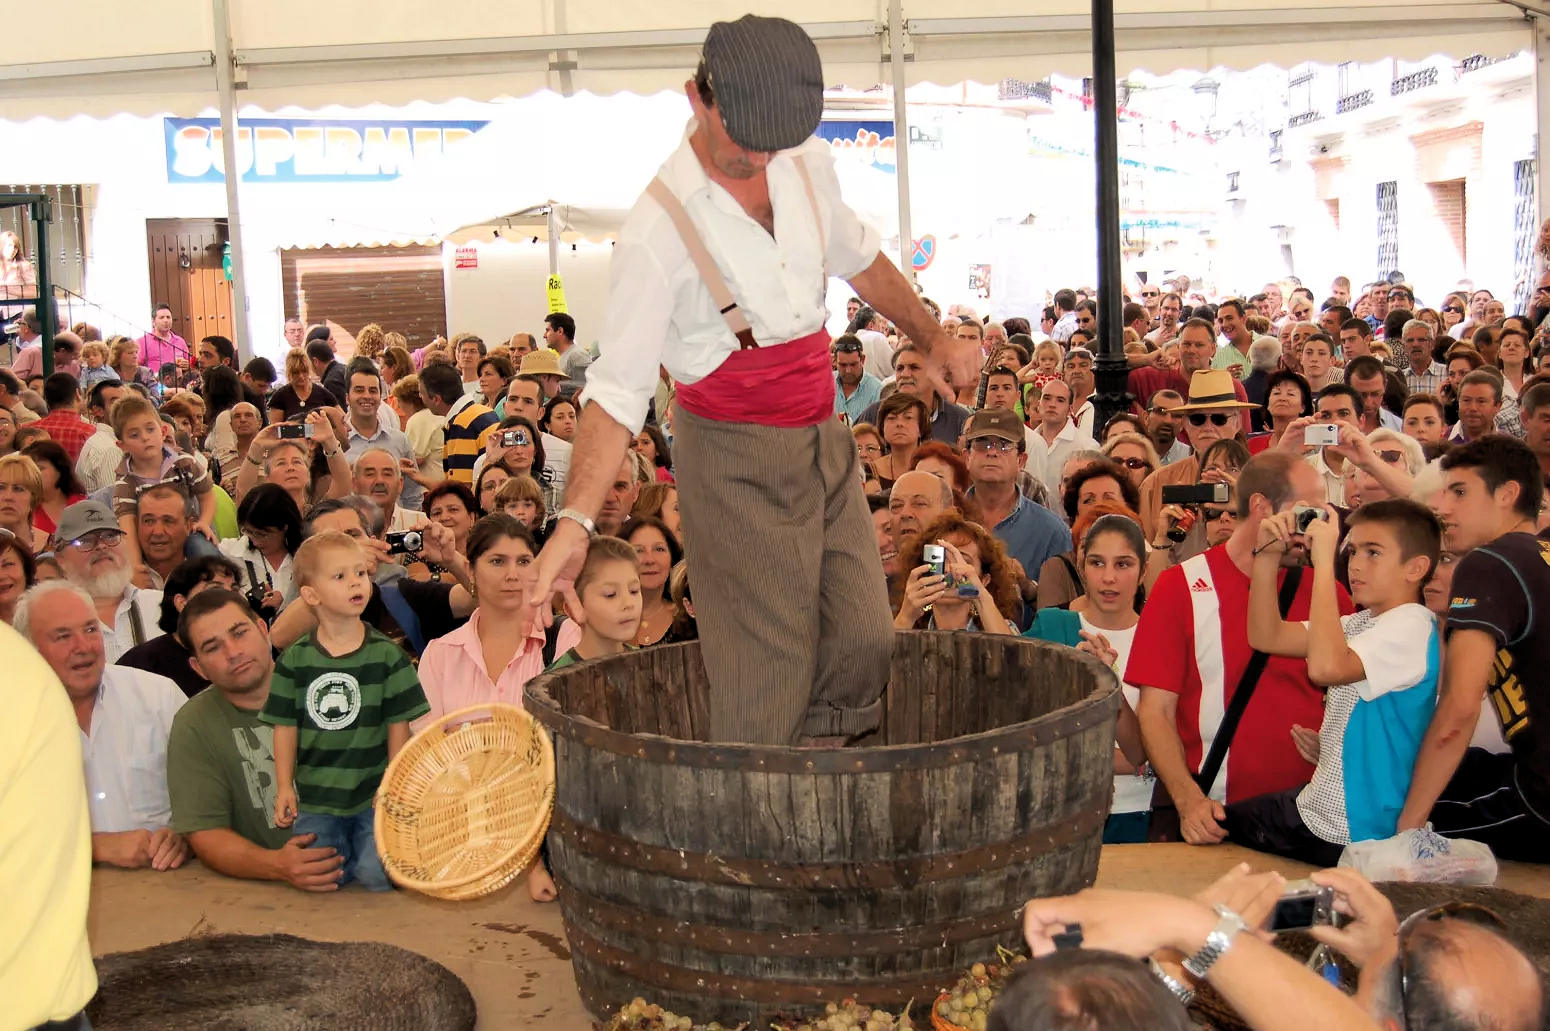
1189, 577, 1212, 593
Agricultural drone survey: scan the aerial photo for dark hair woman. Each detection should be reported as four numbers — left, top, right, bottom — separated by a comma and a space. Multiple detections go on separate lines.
620, 514, 684, 647
1249, 370, 1312, 454
871, 392, 930, 490
1024, 513, 1148, 842
218, 483, 303, 616
22, 440, 86, 542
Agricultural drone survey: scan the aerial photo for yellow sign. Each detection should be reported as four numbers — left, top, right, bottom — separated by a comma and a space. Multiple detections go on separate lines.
546, 274, 568, 314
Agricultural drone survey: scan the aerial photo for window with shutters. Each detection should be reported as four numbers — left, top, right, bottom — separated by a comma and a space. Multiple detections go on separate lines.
1376, 181, 1399, 278
281, 245, 447, 349
1511, 160, 1537, 314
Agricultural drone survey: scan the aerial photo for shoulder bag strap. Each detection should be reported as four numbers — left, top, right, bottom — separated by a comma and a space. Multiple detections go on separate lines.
644, 178, 758, 351
378, 581, 425, 656
1192, 565, 1304, 795
127, 595, 147, 647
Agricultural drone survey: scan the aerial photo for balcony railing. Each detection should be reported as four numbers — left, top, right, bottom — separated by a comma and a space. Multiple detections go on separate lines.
1391, 67, 1439, 96
1288, 110, 1322, 128
1336, 90, 1374, 113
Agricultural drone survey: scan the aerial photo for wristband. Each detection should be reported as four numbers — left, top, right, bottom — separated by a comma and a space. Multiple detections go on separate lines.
247, 453, 264, 467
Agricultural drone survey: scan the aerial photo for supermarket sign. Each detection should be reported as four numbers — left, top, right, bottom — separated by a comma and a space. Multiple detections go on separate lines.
165, 117, 490, 183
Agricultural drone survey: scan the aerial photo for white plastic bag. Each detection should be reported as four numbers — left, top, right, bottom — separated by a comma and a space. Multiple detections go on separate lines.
1338, 827, 1498, 885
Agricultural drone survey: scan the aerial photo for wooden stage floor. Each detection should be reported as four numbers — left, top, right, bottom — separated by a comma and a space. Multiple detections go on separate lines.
87, 844, 1550, 1030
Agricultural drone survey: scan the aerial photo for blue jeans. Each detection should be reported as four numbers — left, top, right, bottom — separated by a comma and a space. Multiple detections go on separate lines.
184, 532, 221, 558
293, 807, 392, 891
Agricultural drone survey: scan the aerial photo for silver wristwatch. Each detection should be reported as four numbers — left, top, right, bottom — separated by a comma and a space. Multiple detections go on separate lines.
1182, 904, 1247, 980
553, 508, 597, 537
1148, 957, 1196, 1005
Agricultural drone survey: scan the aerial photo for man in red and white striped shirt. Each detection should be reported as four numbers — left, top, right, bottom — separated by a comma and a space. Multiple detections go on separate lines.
1129, 452, 1353, 845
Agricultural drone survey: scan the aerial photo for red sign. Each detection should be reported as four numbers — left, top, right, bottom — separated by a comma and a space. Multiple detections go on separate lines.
454, 246, 478, 269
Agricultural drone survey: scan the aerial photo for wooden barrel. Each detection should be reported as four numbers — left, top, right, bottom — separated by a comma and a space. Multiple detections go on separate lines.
524, 630, 1119, 1028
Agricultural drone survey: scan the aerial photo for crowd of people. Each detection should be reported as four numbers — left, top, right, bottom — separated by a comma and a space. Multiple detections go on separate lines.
6, 260, 1550, 1028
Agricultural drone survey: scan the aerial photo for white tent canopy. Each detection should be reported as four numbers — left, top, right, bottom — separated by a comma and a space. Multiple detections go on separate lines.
4, 0, 1542, 118
5, 0, 1547, 355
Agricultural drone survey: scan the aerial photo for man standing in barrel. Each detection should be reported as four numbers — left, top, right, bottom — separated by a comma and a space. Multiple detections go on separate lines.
531, 16, 972, 746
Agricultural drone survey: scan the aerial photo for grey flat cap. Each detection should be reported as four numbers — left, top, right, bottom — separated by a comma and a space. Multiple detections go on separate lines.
703, 15, 824, 153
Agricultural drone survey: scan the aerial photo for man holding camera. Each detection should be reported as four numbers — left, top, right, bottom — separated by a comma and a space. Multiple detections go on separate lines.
1132, 452, 1353, 845
1137, 368, 1255, 537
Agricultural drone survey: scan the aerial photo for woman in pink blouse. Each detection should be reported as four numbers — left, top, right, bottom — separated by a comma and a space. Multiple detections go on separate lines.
413, 514, 579, 902
414, 515, 580, 733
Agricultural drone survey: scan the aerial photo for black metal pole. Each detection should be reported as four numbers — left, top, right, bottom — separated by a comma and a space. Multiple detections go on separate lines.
1090, 0, 1127, 435
33, 199, 54, 376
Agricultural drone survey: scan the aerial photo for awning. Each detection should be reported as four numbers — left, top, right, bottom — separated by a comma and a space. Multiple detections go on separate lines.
2, 0, 1539, 119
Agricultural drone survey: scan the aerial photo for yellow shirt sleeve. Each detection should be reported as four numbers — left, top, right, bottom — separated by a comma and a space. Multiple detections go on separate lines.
0, 622, 97, 1024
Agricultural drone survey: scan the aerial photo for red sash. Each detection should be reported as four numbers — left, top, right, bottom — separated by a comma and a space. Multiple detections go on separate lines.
676, 329, 834, 428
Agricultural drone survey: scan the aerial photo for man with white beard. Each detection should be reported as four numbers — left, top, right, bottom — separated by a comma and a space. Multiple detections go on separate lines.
55, 501, 163, 662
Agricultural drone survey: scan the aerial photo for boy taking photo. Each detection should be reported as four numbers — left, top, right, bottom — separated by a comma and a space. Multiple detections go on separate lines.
1231, 498, 1443, 865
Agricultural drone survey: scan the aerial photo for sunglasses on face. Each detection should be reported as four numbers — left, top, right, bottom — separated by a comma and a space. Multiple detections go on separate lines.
1112, 456, 1151, 470
1376, 449, 1404, 464
1187, 413, 1232, 427
1443, 306, 1464, 314
969, 438, 1017, 455
1203, 507, 1234, 522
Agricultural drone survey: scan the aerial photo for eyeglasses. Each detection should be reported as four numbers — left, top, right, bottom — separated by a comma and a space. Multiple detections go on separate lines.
1443, 306, 1464, 314
1112, 457, 1151, 471
1187, 413, 1232, 427
856, 443, 883, 456
65, 530, 124, 553
1398, 902, 1505, 1031
968, 438, 1018, 455
833, 342, 864, 354
1376, 449, 1404, 464
1149, 406, 1181, 417
1203, 507, 1234, 522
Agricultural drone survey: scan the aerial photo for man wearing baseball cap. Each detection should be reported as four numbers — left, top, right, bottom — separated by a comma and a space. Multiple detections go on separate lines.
531, 15, 976, 746
54, 499, 164, 662
962, 407, 1069, 599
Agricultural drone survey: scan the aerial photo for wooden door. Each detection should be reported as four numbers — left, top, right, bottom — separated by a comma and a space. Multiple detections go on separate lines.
145, 218, 233, 344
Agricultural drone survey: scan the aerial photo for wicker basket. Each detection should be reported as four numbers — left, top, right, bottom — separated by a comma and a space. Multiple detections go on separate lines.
376, 702, 554, 900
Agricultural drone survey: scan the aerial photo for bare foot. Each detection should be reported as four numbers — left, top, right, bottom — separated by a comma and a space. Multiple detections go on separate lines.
527, 863, 557, 903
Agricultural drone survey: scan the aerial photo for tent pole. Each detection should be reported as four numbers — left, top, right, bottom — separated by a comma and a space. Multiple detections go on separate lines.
1091, 0, 1127, 434
888, 0, 914, 280
213, 0, 253, 362
548, 205, 559, 276
1537, 16, 1549, 242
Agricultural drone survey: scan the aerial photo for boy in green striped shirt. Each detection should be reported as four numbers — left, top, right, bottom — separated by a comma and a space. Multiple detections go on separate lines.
260, 530, 427, 890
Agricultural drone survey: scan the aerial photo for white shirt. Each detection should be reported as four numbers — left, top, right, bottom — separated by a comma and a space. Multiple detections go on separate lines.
387, 504, 420, 533
1306, 449, 1348, 508
1026, 420, 1099, 497
80, 665, 185, 833
855, 328, 895, 382
589, 125, 881, 433
98, 586, 164, 664
218, 536, 296, 605
1077, 614, 1149, 815
74, 423, 121, 494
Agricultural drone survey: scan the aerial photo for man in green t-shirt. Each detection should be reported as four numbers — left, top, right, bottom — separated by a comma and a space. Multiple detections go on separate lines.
165, 589, 347, 891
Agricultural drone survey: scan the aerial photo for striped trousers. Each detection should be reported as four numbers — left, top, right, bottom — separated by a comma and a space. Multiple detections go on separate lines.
672, 407, 894, 744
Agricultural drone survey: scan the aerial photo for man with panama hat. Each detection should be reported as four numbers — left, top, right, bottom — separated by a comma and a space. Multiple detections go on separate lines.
1135, 368, 1261, 538
530, 14, 976, 745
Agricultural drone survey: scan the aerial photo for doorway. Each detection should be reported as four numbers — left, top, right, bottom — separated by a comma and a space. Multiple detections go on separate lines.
145, 218, 233, 344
